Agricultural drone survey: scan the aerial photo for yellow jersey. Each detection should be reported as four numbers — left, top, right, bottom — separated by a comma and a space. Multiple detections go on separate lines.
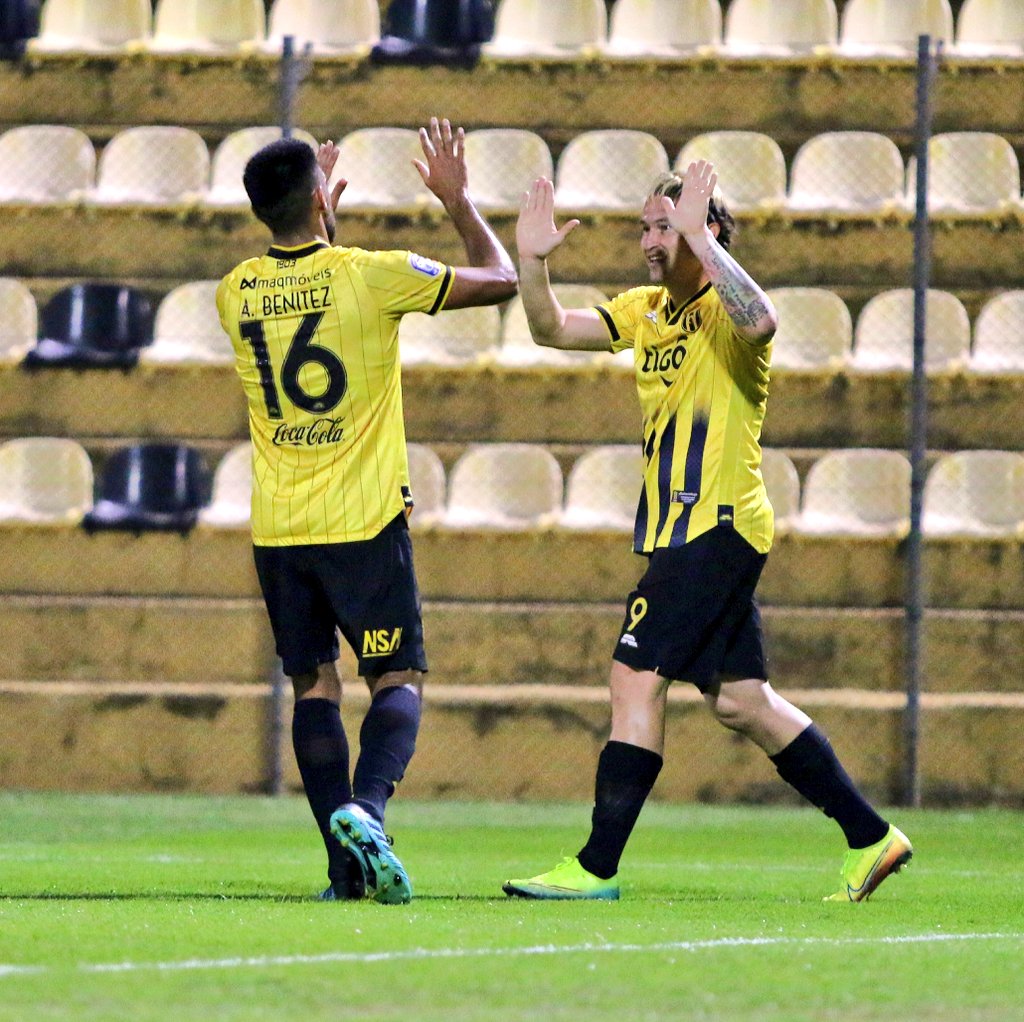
596, 282, 774, 554
216, 241, 454, 545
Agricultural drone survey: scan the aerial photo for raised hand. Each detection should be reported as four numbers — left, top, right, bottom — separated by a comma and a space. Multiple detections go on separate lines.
316, 140, 347, 210
659, 159, 718, 238
516, 177, 580, 260
413, 116, 469, 207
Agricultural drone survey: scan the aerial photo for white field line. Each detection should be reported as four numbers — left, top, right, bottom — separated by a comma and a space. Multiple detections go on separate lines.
0, 932, 1021, 979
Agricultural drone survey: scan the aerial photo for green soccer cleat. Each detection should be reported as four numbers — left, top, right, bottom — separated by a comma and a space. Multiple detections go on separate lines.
329, 803, 413, 905
503, 856, 620, 901
824, 824, 913, 903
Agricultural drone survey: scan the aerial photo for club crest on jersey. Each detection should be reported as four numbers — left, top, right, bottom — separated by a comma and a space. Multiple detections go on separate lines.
681, 309, 702, 333
409, 254, 442, 277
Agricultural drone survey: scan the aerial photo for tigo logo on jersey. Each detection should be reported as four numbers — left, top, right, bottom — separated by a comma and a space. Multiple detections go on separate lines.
409, 254, 442, 277
363, 627, 403, 657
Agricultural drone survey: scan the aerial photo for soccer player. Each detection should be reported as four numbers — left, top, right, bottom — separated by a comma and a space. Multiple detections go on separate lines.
502, 164, 912, 903
217, 118, 517, 903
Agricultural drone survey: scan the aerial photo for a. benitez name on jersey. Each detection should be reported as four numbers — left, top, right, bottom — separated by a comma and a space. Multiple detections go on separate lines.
272, 418, 345, 447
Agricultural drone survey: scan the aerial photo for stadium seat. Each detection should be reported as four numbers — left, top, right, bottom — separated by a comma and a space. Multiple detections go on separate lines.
92, 127, 209, 206
787, 132, 906, 214
605, 0, 721, 57
554, 130, 669, 212
0, 438, 93, 524
923, 450, 1024, 538
850, 288, 970, 374
463, 129, 553, 212
83, 442, 212, 533
406, 443, 446, 528
907, 132, 1021, 216
759, 448, 801, 533
0, 278, 38, 364
0, 126, 95, 203
142, 281, 235, 365
149, 0, 265, 52
198, 443, 251, 528
561, 445, 642, 531
399, 304, 501, 366
375, 0, 493, 62
956, 0, 1024, 57
675, 132, 786, 212
444, 444, 563, 529
206, 127, 318, 208
24, 283, 155, 368
766, 288, 852, 371
264, 0, 379, 55
485, 0, 606, 56
795, 449, 911, 537
1, 0, 39, 57
30, 0, 150, 51
840, 0, 953, 56
969, 291, 1024, 374
724, 0, 837, 55
332, 128, 437, 209
498, 284, 611, 367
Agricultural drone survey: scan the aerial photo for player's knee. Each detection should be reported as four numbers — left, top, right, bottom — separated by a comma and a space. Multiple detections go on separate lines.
708, 691, 760, 735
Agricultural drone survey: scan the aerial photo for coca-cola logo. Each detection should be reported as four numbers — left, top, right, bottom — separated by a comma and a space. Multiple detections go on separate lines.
272, 418, 345, 447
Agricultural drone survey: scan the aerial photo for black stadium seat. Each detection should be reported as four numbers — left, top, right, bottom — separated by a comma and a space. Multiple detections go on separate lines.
372, 0, 494, 65
0, 0, 39, 60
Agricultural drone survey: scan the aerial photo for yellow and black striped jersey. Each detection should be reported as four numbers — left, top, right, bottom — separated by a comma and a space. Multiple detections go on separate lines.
216, 241, 454, 545
596, 282, 774, 554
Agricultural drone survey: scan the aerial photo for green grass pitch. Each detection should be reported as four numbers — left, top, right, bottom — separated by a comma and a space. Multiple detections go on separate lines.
0, 793, 1021, 1022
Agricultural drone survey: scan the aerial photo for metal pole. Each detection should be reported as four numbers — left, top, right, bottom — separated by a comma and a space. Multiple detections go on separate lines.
904, 34, 938, 808
279, 35, 296, 138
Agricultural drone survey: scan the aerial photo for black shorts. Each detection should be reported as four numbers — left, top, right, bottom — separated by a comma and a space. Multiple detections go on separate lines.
252, 513, 427, 679
612, 526, 769, 691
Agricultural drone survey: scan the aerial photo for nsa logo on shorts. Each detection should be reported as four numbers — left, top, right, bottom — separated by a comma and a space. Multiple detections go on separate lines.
410, 254, 442, 277
619, 633, 638, 648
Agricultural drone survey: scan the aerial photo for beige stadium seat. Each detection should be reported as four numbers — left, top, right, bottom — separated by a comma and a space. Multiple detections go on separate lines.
795, 449, 911, 537
970, 291, 1024, 374
788, 132, 906, 215
0, 438, 94, 524
30, 0, 150, 51
561, 445, 643, 531
499, 284, 612, 367
406, 444, 446, 528
851, 289, 969, 374
907, 133, 1021, 215
92, 127, 209, 206
676, 132, 786, 212
606, 0, 721, 56
956, 0, 1024, 57
554, 130, 669, 211
485, 0, 606, 56
759, 448, 801, 533
725, 0, 837, 54
332, 128, 437, 209
444, 444, 564, 529
149, 0, 265, 52
923, 451, 1024, 537
0, 279, 38, 364
840, 0, 953, 55
142, 281, 235, 365
207, 127, 318, 208
198, 444, 251, 528
0, 126, 95, 203
399, 305, 501, 367
264, 0, 379, 55
767, 288, 852, 371
463, 129, 553, 212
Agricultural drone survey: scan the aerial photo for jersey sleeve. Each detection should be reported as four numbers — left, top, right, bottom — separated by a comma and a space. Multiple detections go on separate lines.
594, 288, 647, 353
358, 250, 456, 317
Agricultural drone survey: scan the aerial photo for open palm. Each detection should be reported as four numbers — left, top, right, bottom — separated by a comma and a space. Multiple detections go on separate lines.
517, 177, 580, 259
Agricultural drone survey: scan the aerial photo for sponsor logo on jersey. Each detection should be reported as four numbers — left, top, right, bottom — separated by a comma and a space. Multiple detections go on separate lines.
249, 268, 334, 290
670, 490, 699, 505
619, 633, 638, 648
271, 418, 345, 447
409, 254, 442, 277
240, 277, 258, 290
362, 627, 403, 657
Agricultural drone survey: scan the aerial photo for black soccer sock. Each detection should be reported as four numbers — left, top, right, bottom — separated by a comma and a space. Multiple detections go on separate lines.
292, 698, 352, 885
577, 741, 664, 880
352, 685, 421, 823
770, 723, 889, 849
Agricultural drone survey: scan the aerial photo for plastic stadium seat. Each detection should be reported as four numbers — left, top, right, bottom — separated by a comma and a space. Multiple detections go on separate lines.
499, 284, 611, 367
265, 0, 379, 55
444, 444, 563, 529
332, 128, 437, 209
923, 451, 1024, 538
399, 305, 501, 366
83, 442, 212, 533
759, 448, 801, 533
725, 0, 837, 55
840, 0, 953, 56
795, 449, 911, 537
0, 279, 38, 364
207, 127, 318, 208
605, 0, 721, 56
485, 0, 606, 56
675, 132, 786, 212
851, 289, 969, 374
30, 0, 150, 51
463, 129, 553, 212
561, 445, 642, 531
24, 283, 155, 368
908, 132, 1021, 215
554, 130, 669, 211
767, 288, 852, 371
0, 126, 95, 203
0, 438, 93, 524
198, 443, 251, 528
149, 0, 265, 52
406, 443, 446, 528
788, 132, 906, 214
956, 0, 1024, 57
969, 291, 1024, 374
92, 127, 209, 206
142, 281, 235, 365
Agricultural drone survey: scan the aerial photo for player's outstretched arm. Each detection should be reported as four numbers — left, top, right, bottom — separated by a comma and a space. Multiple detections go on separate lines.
664, 160, 778, 345
413, 116, 517, 309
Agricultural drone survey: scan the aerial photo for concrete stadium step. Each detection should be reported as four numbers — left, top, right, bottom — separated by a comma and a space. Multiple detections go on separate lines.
1, 680, 1021, 805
